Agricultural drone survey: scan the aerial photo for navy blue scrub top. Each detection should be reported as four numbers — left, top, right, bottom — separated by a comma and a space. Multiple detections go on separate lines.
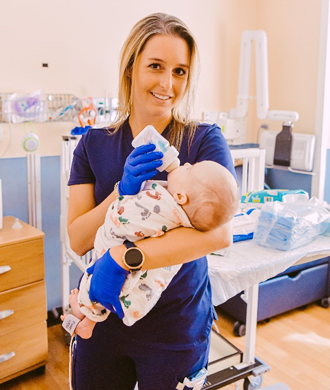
68, 119, 236, 350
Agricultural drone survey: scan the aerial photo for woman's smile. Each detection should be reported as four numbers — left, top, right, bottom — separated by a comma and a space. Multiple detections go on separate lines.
150, 91, 172, 101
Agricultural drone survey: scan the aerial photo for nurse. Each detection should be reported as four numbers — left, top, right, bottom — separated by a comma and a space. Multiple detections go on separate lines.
67, 12, 236, 390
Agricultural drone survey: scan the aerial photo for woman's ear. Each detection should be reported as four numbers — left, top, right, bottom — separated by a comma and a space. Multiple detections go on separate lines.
173, 192, 188, 205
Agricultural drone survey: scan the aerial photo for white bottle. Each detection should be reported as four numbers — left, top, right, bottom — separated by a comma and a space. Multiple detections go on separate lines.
132, 125, 180, 172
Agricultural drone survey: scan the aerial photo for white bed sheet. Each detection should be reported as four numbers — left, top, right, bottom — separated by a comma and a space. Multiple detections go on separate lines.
207, 235, 330, 306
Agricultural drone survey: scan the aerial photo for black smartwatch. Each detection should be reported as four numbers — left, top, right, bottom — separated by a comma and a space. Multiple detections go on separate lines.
122, 240, 145, 271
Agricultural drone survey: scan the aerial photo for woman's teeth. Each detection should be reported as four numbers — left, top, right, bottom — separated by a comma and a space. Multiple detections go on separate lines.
152, 92, 170, 100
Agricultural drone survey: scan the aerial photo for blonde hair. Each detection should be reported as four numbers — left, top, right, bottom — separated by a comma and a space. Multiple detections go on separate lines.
110, 13, 200, 150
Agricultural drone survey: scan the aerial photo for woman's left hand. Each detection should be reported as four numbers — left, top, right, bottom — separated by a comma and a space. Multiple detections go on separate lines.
118, 144, 163, 196
87, 250, 129, 319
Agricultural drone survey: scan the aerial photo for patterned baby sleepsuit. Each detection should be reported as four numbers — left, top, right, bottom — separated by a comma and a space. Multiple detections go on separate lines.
78, 180, 191, 326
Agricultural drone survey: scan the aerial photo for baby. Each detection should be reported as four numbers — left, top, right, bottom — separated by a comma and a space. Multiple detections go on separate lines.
62, 160, 239, 338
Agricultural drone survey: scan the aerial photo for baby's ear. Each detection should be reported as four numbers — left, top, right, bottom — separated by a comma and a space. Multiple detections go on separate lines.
173, 192, 188, 205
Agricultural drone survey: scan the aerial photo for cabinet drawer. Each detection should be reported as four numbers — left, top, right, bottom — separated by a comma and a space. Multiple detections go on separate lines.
257, 263, 329, 320
0, 281, 47, 337
219, 262, 329, 323
0, 322, 48, 382
0, 239, 44, 292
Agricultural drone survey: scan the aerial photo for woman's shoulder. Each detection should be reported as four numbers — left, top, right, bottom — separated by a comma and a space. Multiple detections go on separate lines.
195, 121, 223, 135
190, 121, 226, 146
195, 121, 220, 130
187, 122, 235, 175
83, 126, 115, 140
80, 124, 126, 148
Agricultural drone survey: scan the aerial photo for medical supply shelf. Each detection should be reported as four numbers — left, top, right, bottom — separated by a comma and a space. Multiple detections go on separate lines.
1, 93, 118, 125
219, 255, 330, 336
0, 93, 78, 123
0, 216, 48, 384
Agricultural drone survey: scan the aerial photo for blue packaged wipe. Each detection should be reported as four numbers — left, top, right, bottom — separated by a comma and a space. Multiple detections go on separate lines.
233, 232, 254, 243
233, 208, 260, 242
241, 189, 308, 205
254, 200, 330, 251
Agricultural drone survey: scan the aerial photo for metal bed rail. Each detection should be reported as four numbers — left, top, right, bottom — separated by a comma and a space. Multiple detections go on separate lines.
205, 148, 271, 390
60, 135, 92, 314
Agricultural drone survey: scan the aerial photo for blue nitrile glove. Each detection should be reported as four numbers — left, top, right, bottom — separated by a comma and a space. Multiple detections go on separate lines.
71, 126, 92, 135
87, 250, 129, 319
118, 143, 163, 195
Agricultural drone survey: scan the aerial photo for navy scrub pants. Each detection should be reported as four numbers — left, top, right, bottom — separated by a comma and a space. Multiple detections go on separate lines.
71, 320, 210, 390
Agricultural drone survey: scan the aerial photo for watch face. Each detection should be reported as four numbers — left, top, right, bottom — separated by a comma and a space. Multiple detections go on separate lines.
125, 248, 143, 268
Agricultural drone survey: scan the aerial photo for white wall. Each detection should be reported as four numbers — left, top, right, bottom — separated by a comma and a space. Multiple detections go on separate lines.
252, 0, 322, 141
0, 0, 323, 156
0, 0, 257, 157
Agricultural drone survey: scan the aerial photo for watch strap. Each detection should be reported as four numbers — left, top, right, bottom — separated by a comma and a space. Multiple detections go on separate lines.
124, 240, 136, 249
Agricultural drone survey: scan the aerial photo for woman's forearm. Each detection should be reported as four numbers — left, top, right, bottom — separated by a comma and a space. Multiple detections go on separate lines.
110, 222, 233, 271
67, 184, 118, 256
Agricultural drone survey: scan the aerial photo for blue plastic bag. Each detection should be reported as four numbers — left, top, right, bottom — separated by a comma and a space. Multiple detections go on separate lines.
254, 198, 330, 251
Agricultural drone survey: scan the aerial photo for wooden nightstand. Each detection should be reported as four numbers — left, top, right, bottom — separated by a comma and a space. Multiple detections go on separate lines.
0, 216, 48, 384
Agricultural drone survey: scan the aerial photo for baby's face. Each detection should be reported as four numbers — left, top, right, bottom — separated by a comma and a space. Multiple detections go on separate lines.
167, 162, 193, 196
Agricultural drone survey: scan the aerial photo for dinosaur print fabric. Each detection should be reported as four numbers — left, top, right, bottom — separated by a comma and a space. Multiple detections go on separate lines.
78, 181, 192, 326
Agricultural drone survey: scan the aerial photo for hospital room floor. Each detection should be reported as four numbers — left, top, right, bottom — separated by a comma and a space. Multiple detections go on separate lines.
0, 302, 329, 390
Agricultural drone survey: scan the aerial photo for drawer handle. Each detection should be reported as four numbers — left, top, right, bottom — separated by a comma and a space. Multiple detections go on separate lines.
0, 266, 11, 275
0, 352, 15, 363
0, 310, 14, 320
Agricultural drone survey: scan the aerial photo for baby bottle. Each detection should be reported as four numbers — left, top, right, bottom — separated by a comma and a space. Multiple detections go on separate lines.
132, 125, 180, 172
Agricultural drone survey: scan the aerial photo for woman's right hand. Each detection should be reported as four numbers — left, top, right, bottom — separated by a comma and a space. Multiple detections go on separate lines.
118, 144, 163, 195
87, 249, 129, 319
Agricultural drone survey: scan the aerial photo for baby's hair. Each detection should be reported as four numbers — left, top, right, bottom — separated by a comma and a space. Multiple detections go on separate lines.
183, 162, 239, 231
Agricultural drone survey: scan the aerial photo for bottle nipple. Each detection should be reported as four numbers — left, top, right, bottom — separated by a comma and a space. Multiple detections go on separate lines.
166, 158, 180, 172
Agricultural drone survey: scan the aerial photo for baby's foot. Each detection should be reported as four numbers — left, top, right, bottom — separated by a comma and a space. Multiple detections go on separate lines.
61, 313, 95, 339
61, 288, 85, 336
61, 289, 96, 339
61, 313, 81, 336
74, 317, 96, 339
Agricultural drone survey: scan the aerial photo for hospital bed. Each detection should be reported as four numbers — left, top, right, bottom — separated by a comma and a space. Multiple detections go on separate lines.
206, 235, 330, 389
60, 138, 329, 389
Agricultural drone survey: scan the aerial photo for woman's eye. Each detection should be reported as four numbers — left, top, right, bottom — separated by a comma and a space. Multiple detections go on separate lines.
149, 63, 161, 70
174, 68, 186, 76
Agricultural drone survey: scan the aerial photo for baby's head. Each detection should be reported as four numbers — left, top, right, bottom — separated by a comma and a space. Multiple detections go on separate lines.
167, 161, 239, 231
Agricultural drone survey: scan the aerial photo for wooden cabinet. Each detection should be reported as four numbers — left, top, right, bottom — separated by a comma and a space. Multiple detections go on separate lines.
0, 216, 48, 384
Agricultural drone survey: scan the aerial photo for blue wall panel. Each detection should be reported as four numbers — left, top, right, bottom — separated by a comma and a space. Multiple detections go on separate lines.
265, 167, 312, 195
41, 156, 62, 311
0, 157, 29, 222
